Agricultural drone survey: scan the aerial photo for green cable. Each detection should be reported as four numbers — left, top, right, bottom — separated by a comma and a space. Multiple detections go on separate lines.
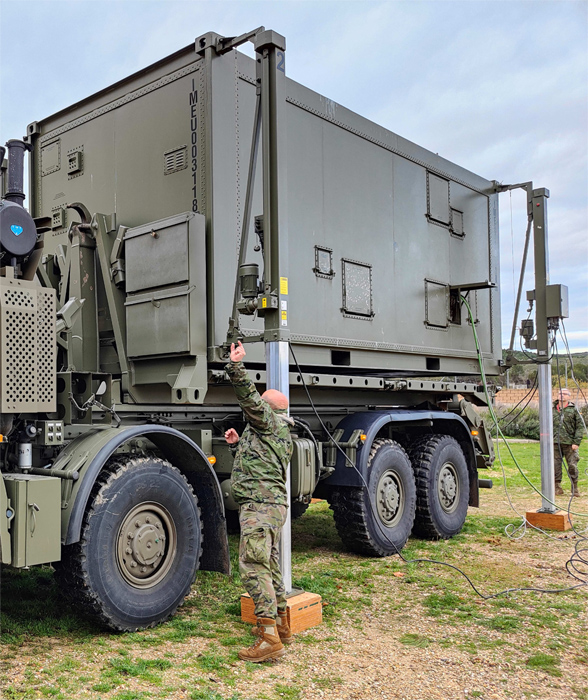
460, 295, 587, 518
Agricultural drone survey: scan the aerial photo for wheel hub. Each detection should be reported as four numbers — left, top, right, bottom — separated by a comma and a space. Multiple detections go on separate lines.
376, 470, 403, 526
438, 463, 459, 513
117, 502, 177, 588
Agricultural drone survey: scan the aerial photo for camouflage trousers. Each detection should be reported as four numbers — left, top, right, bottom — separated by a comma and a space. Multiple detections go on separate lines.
554, 443, 580, 484
239, 502, 288, 619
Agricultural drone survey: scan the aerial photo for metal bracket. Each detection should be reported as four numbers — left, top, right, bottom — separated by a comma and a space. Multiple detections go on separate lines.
450, 281, 496, 292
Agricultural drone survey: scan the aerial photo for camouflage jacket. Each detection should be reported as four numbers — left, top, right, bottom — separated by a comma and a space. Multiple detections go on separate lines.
226, 361, 294, 506
552, 401, 584, 446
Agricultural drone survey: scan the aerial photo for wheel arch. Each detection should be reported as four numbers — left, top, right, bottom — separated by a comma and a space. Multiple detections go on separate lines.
325, 410, 478, 506
60, 425, 229, 574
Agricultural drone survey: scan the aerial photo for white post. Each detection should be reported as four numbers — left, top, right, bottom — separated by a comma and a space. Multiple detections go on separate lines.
265, 340, 292, 591
538, 363, 556, 512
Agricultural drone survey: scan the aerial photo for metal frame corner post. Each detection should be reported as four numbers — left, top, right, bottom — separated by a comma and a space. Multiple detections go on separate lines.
532, 187, 556, 513
255, 30, 292, 591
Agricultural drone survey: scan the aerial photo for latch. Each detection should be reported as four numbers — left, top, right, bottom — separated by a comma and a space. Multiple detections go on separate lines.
324, 429, 364, 468
28, 502, 40, 536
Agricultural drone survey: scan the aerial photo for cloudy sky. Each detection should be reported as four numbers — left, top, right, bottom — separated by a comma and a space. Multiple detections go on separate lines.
1, 0, 586, 352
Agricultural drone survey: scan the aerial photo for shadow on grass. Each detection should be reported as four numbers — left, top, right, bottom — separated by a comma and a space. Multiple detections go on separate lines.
290, 501, 343, 553
0, 565, 98, 644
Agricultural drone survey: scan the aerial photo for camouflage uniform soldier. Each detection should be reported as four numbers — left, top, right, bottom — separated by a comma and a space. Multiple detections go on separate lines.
552, 388, 584, 497
225, 341, 294, 662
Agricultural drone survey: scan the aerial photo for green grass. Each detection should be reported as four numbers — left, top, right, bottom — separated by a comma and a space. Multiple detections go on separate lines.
526, 652, 562, 676
399, 632, 431, 648
1, 441, 587, 699
272, 684, 302, 699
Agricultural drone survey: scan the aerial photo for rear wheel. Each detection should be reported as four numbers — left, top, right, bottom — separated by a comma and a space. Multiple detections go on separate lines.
330, 439, 416, 556
56, 456, 202, 631
408, 434, 470, 539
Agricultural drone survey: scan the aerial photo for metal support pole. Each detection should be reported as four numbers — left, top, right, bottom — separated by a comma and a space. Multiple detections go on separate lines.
532, 188, 556, 513
255, 31, 292, 592
266, 341, 292, 591
538, 363, 555, 512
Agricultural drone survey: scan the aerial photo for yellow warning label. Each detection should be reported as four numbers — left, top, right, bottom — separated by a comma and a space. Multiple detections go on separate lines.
281, 310, 287, 321
280, 277, 289, 295
262, 298, 267, 308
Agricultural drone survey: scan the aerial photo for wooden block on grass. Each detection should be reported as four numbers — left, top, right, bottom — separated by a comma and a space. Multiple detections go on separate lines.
241, 591, 322, 633
526, 509, 572, 531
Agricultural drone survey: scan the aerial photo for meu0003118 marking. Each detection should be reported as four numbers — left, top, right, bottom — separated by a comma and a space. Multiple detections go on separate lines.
189, 78, 198, 213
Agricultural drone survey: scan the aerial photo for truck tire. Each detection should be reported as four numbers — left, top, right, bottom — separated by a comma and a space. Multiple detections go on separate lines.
329, 439, 416, 556
56, 455, 202, 631
408, 434, 469, 540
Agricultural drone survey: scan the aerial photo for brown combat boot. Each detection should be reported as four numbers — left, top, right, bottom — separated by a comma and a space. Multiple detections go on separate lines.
252, 610, 293, 644
555, 482, 565, 496
572, 482, 582, 498
239, 617, 285, 662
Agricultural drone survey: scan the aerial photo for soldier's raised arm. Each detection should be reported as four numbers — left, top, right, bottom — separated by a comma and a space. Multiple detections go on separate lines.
225, 342, 277, 433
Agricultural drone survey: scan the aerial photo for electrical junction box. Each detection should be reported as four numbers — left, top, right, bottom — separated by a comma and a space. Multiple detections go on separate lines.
3, 474, 61, 567
545, 284, 569, 319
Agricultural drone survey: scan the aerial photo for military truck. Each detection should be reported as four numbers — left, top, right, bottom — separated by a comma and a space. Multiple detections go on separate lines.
0, 28, 499, 631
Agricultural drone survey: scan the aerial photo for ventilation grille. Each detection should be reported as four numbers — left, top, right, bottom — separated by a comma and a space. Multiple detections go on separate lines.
37, 290, 56, 404
164, 146, 188, 175
1, 281, 56, 412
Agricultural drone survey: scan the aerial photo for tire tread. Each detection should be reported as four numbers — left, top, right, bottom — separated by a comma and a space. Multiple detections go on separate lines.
408, 434, 467, 541
56, 455, 202, 631
329, 439, 412, 557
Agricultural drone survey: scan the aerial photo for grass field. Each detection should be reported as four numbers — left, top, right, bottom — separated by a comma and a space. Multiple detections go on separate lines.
1, 440, 587, 700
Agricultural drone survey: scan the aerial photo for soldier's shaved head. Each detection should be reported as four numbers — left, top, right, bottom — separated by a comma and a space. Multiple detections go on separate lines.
262, 389, 289, 411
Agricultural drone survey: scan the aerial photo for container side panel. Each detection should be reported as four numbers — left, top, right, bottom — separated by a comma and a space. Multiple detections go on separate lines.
33, 64, 202, 256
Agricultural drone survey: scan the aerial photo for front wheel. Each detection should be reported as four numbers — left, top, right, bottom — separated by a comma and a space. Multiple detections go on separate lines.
56, 456, 203, 631
330, 439, 416, 556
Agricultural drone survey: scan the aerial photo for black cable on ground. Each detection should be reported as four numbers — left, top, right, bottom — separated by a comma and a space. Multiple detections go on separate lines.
288, 305, 588, 598
553, 335, 588, 582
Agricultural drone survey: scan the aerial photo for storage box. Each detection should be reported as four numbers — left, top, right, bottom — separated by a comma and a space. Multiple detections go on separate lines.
241, 591, 322, 633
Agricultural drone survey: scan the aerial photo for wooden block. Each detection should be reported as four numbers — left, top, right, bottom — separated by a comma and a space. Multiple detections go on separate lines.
241, 591, 322, 633
525, 509, 572, 531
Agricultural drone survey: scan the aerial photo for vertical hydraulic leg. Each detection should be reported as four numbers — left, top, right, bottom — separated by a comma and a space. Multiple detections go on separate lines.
532, 188, 556, 514
254, 30, 292, 591
538, 362, 555, 512
265, 341, 292, 591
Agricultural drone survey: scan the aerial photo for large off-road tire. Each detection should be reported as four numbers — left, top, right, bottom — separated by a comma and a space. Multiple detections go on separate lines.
408, 434, 469, 540
329, 439, 416, 556
56, 456, 203, 631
